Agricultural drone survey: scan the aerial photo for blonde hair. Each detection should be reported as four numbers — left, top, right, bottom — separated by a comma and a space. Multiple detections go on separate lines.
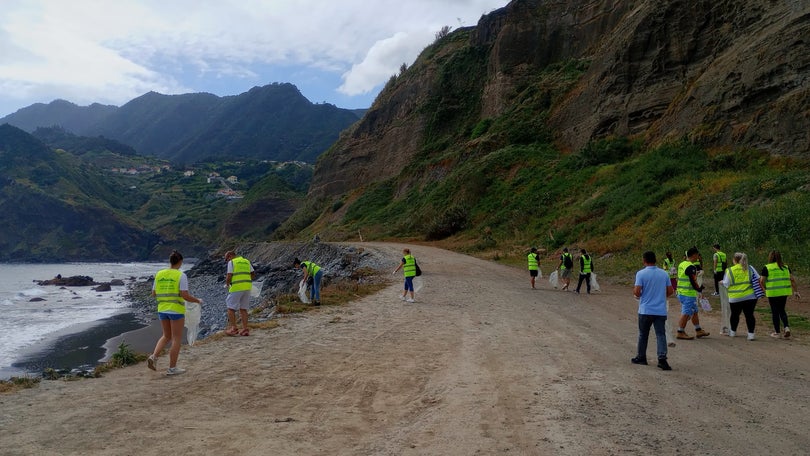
733, 252, 748, 272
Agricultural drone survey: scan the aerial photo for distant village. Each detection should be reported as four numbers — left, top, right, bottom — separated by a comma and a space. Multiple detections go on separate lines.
107, 160, 309, 201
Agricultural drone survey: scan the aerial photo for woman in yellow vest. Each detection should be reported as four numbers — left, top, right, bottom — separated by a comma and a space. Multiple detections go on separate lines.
294, 258, 323, 305
721, 252, 759, 340
759, 250, 801, 338
527, 247, 540, 289
393, 248, 418, 302
148, 250, 203, 376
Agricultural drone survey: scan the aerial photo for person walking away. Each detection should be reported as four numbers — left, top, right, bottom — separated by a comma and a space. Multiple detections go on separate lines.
575, 249, 593, 294
528, 247, 541, 289
632, 251, 674, 370
224, 251, 256, 336
557, 248, 574, 291
711, 244, 727, 296
148, 250, 202, 376
663, 251, 677, 290
294, 258, 323, 305
722, 252, 759, 340
393, 248, 418, 302
759, 250, 801, 338
676, 247, 710, 340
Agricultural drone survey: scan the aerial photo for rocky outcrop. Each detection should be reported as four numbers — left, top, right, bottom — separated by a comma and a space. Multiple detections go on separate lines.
310, 0, 809, 201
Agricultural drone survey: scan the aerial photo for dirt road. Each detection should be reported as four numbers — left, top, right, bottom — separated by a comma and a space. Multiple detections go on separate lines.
1, 243, 809, 455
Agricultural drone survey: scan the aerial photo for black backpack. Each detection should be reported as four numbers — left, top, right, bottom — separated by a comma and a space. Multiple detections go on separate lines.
563, 254, 573, 269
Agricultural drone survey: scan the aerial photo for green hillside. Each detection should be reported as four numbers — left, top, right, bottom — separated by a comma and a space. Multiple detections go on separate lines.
281, 28, 810, 276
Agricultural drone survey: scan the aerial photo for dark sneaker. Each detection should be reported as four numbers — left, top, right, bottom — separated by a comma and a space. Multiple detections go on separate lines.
147, 354, 156, 371
631, 357, 648, 365
657, 359, 672, 371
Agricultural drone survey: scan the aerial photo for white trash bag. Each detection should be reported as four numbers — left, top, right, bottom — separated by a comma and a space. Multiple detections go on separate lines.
251, 281, 264, 298
549, 270, 559, 288
590, 273, 601, 292
699, 296, 712, 311
298, 279, 311, 304
184, 301, 201, 346
413, 276, 424, 294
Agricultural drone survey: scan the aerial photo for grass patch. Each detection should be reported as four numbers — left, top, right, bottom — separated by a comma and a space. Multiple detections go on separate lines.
94, 342, 147, 376
0, 375, 41, 394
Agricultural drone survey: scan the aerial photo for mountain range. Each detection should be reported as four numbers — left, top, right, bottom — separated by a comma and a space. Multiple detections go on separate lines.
1, 83, 363, 164
2, 0, 809, 268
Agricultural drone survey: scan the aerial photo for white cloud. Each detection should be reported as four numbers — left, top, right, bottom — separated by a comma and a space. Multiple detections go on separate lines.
0, 0, 508, 116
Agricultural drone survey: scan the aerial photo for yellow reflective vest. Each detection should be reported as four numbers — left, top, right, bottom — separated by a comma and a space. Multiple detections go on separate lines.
726, 264, 754, 300
527, 253, 539, 271
764, 263, 792, 297
154, 268, 184, 314
228, 256, 253, 293
677, 260, 698, 297
403, 255, 416, 278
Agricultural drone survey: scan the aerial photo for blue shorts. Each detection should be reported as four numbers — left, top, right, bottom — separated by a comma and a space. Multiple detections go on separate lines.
404, 276, 414, 292
678, 295, 698, 316
158, 312, 184, 321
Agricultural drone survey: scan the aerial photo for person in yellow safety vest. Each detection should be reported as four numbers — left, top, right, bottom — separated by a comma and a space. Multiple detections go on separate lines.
575, 249, 593, 294
675, 247, 710, 340
224, 250, 256, 336
557, 248, 574, 291
711, 244, 727, 296
393, 248, 418, 302
527, 247, 540, 289
294, 257, 323, 306
663, 251, 677, 290
148, 250, 203, 376
759, 250, 801, 338
721, 252, 759, 340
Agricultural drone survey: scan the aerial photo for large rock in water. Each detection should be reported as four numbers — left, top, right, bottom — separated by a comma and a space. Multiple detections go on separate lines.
35, 275, 98, 286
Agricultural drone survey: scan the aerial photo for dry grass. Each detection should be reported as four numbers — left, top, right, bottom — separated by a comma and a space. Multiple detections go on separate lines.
0, 376, 41, 394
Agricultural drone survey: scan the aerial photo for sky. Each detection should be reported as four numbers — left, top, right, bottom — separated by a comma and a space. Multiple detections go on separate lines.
0, 0, 510, 117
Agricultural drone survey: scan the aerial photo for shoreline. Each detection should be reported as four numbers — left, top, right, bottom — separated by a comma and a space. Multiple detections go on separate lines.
2, 312, 149, 379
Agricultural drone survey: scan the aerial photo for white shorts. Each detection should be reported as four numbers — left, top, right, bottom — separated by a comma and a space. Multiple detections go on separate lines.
226, 290, 251, 310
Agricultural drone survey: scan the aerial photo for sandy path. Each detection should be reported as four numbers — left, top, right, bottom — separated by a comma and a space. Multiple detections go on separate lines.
1, 243, 809, 455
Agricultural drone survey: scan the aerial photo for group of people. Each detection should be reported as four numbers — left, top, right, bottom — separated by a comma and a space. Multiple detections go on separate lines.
633, 245, 800, 371
146, 250, 323, 376
528, 247, 594, 294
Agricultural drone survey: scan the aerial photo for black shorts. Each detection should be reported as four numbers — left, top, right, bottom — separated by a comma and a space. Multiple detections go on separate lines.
529, 270, 539, 277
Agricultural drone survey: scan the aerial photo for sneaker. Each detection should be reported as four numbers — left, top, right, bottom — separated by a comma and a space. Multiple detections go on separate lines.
784, 327, 791, 338
721, 326, 729, 335
406, 298, 415, 303
400, 295, 406, 301
657, 359, 672, 371
711, 292, 719, 296
166, 367, 186, 376
630, 357, 648, 365
747, 333, 756, 341
695, 329, 710, 338
147, 354, 157, 371
770, 332, 781, 338
728, 330, 735, 338
668, 342, 676, 347
676, 331, 694, 340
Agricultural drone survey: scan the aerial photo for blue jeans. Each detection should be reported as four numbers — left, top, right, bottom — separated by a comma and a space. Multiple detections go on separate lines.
637, 314, 668, 360
311, 270, 323, 301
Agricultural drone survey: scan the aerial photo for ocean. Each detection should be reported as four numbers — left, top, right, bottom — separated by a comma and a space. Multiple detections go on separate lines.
0, 262, 166, 379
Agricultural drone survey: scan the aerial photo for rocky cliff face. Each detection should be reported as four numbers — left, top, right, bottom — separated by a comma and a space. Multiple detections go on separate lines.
310, 0, 809, 200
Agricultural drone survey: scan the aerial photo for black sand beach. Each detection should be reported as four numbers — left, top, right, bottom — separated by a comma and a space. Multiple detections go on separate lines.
6, 312, 149, 376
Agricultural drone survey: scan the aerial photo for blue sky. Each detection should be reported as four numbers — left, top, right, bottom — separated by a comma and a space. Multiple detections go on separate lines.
0, 0, 509, 117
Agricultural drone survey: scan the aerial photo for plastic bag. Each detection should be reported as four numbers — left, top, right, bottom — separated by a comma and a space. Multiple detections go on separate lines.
699, 297, 712, 311
590, 273, 601, 292
298, 279, 311, 304
413, 276, 424, 293
184, 302, 201, 346
549, 270, 559, 288
251, 281, 263, 298
537, 268, 543, 279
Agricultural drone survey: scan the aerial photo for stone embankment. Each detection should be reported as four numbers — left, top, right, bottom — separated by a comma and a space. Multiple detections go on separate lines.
125, 241, 390, 338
